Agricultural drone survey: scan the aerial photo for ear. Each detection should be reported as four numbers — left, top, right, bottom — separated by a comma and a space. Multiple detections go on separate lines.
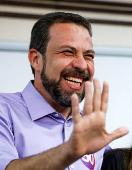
28, 49, 43, 72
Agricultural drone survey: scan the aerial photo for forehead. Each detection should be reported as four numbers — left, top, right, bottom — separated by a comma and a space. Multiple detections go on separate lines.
49, 23, 90, 36
48, 23, 93, 48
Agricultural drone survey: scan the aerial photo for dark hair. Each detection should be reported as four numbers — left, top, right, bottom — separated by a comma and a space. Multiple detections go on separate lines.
126, 148, 132, 170
29, 12, 92, 76
101, 148, 132, 170
121, 148, 132, 170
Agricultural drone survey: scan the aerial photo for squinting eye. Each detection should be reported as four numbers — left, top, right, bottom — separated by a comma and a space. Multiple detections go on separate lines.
84, 54, 94, 60
62, 51, 74, 56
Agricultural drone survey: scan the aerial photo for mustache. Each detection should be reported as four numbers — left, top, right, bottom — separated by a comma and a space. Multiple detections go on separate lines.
61, 68, 90, 81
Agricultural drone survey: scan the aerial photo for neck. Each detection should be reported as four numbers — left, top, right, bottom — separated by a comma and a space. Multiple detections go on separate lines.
34, 79, 71, 120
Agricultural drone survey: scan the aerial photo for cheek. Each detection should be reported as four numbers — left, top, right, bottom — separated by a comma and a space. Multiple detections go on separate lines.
53, 57, 74, 71
88, 62, 95, 79
45, 65, 58, 79
45, 58, 72, 79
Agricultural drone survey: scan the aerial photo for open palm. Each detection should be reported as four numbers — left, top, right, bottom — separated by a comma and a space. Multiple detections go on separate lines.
68, 78, 129, 158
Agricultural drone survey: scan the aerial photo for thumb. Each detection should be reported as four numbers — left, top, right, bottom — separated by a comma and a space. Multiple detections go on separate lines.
109, 126, 129, 142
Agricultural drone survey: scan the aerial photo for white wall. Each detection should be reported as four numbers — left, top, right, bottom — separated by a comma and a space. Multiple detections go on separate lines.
0, 44, 132, 149
0, 51, 33, 93
80, 55, 132, 149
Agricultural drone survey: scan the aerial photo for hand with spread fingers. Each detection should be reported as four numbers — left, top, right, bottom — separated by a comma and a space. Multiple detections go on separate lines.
68, 77, 129, 158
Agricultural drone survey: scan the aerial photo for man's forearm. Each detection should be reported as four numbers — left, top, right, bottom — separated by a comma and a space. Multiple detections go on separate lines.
5, 142, 77, 170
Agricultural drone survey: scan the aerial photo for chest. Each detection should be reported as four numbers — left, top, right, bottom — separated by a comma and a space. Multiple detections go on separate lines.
13, 114, 73, 157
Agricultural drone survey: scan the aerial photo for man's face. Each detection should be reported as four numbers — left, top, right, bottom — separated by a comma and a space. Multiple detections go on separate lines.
41, 23, 95, 107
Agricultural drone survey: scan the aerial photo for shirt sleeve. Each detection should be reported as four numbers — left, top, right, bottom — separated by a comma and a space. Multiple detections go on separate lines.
0, 110, 19, 170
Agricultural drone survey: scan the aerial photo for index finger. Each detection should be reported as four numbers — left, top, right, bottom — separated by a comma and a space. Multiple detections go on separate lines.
101, 81, 109, 113
83, 81, 93, 116
71, 93, 81, 124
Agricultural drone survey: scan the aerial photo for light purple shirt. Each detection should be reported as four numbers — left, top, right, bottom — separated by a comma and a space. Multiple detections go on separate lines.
0, 81, 111, 170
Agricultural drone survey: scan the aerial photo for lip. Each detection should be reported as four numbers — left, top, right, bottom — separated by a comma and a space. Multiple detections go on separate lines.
63, 74, 88, 81
61, 76, 85, 90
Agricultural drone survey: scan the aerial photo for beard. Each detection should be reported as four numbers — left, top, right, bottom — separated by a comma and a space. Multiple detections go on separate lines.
41, 61, 90, 107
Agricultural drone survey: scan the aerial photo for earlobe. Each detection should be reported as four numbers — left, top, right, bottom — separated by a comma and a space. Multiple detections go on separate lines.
28, 49, 42, 72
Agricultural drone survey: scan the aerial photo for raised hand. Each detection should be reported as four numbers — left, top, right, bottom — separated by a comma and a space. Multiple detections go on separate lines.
68, 78, 129, 158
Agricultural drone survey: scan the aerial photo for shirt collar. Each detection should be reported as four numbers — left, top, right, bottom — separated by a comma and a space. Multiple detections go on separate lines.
22, 81, 55, 121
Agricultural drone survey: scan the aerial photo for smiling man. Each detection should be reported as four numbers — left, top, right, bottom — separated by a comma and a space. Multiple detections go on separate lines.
32, 21, 95, 118
0, 12, 128, 170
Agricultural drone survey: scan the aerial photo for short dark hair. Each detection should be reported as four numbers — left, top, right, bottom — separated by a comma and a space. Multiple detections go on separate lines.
29, 12, 92, 76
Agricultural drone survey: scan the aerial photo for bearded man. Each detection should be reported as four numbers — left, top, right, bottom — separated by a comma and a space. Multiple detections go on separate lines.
0, 12, 128, 170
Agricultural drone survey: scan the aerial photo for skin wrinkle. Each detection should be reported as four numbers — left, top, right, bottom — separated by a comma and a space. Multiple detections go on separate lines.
39, 23, 94, 108
32, 23, 95, 118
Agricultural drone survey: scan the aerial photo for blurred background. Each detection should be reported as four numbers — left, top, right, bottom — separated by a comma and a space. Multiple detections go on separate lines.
0, 0, 132, 149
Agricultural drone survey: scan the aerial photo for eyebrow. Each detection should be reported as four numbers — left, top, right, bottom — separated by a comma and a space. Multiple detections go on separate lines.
85, 50, 95, 54
58, 45, 95, 54
58, 45, 76, 51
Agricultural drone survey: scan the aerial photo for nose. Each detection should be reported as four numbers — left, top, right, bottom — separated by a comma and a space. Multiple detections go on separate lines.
72, 56, 88, 71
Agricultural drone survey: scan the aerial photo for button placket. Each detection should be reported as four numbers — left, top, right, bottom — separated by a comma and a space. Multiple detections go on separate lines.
65, 122, 68, 127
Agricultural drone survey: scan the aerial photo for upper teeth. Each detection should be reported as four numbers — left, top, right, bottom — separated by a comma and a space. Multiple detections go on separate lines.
65, 77, 83, 83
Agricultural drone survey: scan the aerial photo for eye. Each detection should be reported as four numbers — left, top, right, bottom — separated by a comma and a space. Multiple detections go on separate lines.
61, 50, 74, 56
84, 54, 94, 60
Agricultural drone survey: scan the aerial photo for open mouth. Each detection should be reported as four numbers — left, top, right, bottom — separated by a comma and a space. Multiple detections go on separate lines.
63, 75, 83, 87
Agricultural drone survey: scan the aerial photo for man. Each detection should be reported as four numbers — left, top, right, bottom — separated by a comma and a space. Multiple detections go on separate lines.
0, 12, 128, 170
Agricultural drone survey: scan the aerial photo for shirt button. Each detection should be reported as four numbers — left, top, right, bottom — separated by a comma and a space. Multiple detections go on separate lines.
55, 113, 59, 117
65, 122, 67, 127
70, 164, 74, 169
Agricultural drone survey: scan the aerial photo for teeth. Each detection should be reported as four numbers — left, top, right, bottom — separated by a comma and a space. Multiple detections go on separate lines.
66, 80, 80, 86
65, 77, 82, 83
